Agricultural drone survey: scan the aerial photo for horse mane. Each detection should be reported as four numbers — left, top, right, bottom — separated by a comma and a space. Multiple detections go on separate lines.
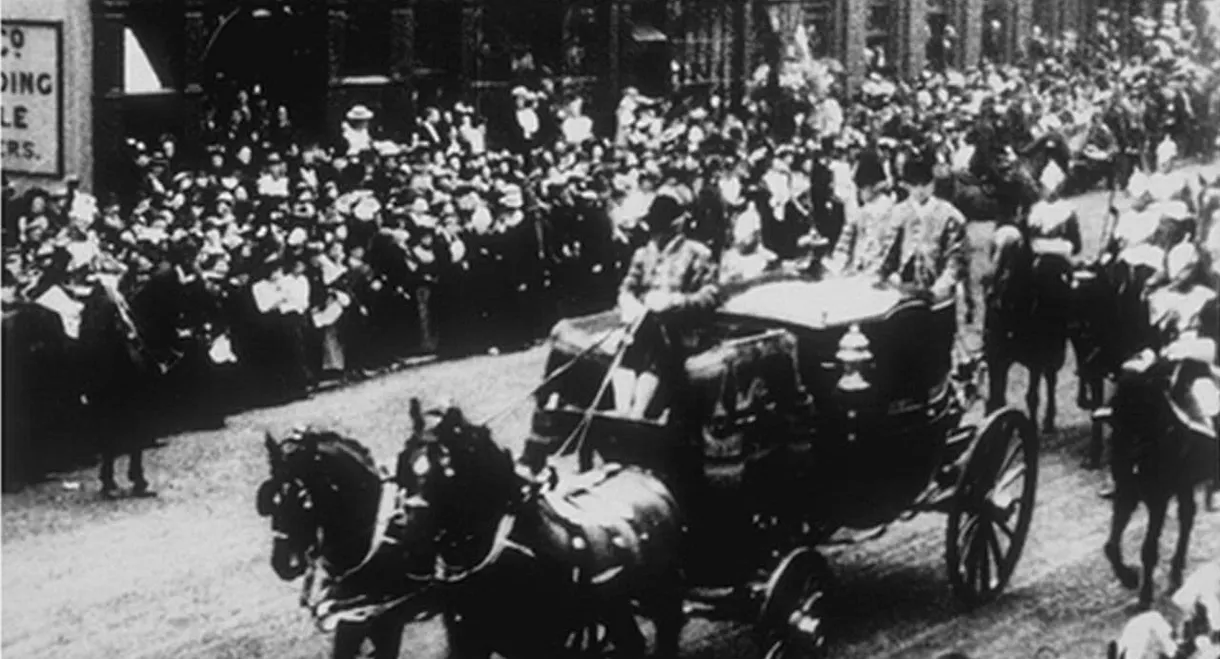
285, 428, 381, 483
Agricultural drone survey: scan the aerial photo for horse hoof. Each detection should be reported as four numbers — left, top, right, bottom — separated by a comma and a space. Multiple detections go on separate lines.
1104, 546, 1140, 590
1042, 421, 1056, 435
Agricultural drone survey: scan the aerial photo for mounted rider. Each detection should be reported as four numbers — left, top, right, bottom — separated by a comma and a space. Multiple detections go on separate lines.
1081, 110, 1121, 171
965, 97, 1011, 192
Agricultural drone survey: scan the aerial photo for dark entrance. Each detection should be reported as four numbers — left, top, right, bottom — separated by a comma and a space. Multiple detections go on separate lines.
200, 3, 329, 141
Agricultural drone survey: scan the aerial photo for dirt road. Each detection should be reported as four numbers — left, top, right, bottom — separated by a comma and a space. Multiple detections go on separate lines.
4, 172, 1219, 659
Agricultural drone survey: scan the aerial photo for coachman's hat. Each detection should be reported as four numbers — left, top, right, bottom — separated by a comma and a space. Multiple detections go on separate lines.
854, 150, 888, 189
901, 154, 937, 185
644, 194, 686, 231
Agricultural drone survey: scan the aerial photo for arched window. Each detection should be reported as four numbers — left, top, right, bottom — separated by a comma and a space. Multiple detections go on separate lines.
342, 4, 390, 79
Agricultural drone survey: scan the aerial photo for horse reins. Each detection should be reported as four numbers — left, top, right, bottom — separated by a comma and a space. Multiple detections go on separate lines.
478, 315, 629, 428
295, 471, 436, 632
431, 512, 537, 584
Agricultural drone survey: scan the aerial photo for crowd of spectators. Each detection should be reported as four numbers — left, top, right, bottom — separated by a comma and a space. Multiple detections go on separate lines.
1, 10, 1215, 412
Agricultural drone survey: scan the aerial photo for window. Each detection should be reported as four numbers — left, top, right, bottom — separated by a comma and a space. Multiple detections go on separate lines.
867, 1, 895, 72
563, 1, 607, 77
804, 0, 835, 58
477, 0, 565, 82
343, 4, 391, 78
414, 1, 464, 76
924, 0, 952, 71
983, 0, 1008, 62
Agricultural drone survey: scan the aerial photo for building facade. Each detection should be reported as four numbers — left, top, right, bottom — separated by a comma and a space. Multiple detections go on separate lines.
0, 0, 1182, 195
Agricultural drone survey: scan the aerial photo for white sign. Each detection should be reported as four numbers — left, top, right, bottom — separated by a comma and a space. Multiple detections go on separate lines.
1, 21, 63, 177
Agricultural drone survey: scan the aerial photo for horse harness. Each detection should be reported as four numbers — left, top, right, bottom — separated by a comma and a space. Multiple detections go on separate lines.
297, 470, 436, 632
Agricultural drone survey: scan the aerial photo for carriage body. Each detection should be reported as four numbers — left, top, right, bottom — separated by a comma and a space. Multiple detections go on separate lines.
532, 274, 969, 536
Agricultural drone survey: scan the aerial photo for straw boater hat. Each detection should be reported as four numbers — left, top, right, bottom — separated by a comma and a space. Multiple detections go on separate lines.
500, 184, 524, 210
346, 105, 375, 122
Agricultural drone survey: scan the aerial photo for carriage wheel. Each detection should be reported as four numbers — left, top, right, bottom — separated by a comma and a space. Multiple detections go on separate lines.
757, 547, 830, 653
946, 408, 1039, 608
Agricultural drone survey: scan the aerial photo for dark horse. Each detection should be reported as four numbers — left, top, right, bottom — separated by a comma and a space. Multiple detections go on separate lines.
2, 301, 78, 489
397, 398, 685, 658
983, 216, 1084, 432
1099, 353, 1219, 610
258, 429, 427, 659
1069, 253, 1161, 468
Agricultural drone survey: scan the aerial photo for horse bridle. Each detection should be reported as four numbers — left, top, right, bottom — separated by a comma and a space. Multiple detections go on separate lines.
407, 410, 537, 584
273, 467, 438, 632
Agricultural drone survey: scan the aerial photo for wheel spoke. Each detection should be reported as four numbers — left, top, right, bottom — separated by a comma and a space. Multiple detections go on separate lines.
985, 520, 1009, 579
963, 534, 980, 590
996, 439, 1024, 482
994, 464, 1026, 495
974, 522, 993, 592
958, 513, 983, 555
993, 515, 1016, 542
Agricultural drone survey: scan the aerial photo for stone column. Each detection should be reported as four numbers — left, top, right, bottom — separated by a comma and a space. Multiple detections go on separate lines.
181, 3, 208, 155
842, 0, 868, 93
738, 0, 755, 109
1002, 0, 1033, 62
326, 2, 347, 85
899, 0, 928, 79
325, 1, 348, 139
390, 3, 415, 82
960, 0, 984, 69
388, 2, 416, 133
461, 0, 483, 85
563, 3, 579, 78
608, 0, 623, 94
92, 7, 127, 198
666, 0, 685, 87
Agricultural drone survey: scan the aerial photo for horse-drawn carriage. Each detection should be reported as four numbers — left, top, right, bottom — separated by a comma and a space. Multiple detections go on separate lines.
529, 273, 1040, 656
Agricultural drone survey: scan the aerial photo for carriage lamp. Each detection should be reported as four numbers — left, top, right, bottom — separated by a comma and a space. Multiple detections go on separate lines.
836, 324, 874, 393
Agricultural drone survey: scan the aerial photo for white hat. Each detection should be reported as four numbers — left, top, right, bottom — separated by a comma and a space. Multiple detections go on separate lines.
1165, 242, 1199, 281
287, 227, 308, 247
1152, 200, 1192, 222
733, 205, 762, 244
352, 196, 381, 222
1120, 242, 1165, 272
346, 105, 375, 121
375, 141, 402, 157
500, 185, 524, 209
